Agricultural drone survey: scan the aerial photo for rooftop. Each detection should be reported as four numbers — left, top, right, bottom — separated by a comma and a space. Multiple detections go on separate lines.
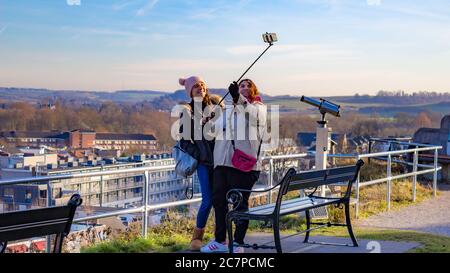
96, 133, 156, 141
0, 131, 68, 139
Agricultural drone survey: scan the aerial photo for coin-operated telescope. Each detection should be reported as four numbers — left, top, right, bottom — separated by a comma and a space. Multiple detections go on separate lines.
300, 96, 342, 196
300, 96, 341, 124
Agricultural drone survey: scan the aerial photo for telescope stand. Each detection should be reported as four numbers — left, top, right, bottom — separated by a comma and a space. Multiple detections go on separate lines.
315, 114, 331, 197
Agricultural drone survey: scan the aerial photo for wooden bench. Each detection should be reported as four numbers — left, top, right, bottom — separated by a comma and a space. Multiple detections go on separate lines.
0, 194, 82, 253
226, 160, 364, 253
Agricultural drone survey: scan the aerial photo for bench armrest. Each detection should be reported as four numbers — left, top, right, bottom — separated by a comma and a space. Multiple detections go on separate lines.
226, 183, 281, 207
226, 168, 297, 208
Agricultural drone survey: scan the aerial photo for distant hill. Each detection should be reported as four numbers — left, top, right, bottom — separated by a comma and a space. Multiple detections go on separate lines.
147, 88, 303, 110
357, 101, 450, 116
262, 94, 450, 115
1, 87, 448, 116
325, 94, 450, 106
0, 87, 168, 104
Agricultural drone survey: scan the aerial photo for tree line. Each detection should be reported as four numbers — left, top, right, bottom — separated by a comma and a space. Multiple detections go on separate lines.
0, 100, 443, 152
351, 91, 450, 105
0, 101, 174, 149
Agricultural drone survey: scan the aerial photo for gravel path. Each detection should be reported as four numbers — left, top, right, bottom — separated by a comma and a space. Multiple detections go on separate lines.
356, 184, 450, 237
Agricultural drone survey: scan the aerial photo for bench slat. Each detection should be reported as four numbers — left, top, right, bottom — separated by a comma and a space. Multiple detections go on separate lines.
250, 198, 313, 215
250, 197, 303, 213
248, 197, 338, 216
0, 205, 73, 242
287, 165, 357, 192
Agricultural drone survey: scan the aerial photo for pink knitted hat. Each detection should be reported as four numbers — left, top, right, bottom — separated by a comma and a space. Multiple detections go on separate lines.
179, 76, 205, 97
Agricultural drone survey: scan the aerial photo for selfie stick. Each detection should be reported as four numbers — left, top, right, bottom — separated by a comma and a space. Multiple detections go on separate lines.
217, 32, 278, 106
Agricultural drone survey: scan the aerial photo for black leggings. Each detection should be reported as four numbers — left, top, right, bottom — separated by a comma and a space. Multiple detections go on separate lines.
212, 166, 259, 244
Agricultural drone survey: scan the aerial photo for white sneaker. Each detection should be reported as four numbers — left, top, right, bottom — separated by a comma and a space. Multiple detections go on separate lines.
233, 246, 245, 253
200, 240, 228, 253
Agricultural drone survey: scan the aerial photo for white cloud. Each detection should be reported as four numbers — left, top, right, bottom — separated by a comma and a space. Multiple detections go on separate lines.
114, 58, 240, 74
67, 0, 81, 6
136, 0, 158, 16
60, 26, 135, 37
226, 43, 361, 61
189, 8, 220, 20
388, 6, 449, 20
366, 0, 382, 6
112, 1, 135, 11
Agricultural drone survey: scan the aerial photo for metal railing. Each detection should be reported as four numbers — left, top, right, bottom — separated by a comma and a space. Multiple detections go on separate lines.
0, 143, 442, 252
330, 142, 442, 216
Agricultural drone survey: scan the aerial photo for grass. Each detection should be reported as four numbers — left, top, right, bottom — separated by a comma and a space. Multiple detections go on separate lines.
81, 211, 215, 253
82, 232, 191, 253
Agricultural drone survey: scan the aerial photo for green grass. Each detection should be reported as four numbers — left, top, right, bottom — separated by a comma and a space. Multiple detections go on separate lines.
82, 232, 191, 253
81, 211, 216, 253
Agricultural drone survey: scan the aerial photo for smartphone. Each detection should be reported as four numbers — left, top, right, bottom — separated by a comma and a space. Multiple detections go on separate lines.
262, 33, 278, 43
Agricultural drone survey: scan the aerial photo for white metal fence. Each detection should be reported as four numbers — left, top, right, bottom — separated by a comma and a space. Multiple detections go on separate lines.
0, 141, 442, 252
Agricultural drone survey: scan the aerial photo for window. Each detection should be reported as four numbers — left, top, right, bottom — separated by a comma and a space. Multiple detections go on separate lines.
4, 188, 14, 197
53, 188, 63, 199
39, 190, 47, 199
25, 190, 32, 203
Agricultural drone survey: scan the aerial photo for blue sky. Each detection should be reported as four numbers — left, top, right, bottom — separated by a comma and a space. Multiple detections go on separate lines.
0, 0, 450, 96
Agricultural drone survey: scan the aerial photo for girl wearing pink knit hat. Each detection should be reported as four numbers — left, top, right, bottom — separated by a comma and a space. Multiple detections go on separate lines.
178, 76, 223, 251
179, 76, 208, 99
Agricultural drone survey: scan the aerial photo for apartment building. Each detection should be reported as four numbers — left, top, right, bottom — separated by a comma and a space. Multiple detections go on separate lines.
0, 154, 191, 212
0, 130, 158, 152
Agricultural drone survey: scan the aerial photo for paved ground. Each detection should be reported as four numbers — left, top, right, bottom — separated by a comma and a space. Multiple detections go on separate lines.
357, 184, 450, 237
243, 233, 420, 253
181, 233, 420, 253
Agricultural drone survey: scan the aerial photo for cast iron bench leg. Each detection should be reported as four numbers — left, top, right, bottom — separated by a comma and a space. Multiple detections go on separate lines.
53, 233, 64, 253
345, 201, 358, 247
273, 218, 282, 253
227, 215, 234, 253
303, 209, 311, 243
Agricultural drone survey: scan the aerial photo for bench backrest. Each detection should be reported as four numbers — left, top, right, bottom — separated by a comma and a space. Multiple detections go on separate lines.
0, 194, 82, 243
275, 160, 364, 209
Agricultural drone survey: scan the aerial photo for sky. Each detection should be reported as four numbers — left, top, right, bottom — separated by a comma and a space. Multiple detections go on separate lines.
0, 0, 450, 96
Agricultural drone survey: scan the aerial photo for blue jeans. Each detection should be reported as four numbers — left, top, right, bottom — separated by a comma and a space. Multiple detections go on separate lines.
196, 164, 213, 229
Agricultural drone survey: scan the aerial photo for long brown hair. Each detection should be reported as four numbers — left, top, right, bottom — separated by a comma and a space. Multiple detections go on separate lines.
238, 79, 259, 102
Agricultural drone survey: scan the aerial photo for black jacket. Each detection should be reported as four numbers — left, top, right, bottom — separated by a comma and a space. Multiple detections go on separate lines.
179, 100, 215, 166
